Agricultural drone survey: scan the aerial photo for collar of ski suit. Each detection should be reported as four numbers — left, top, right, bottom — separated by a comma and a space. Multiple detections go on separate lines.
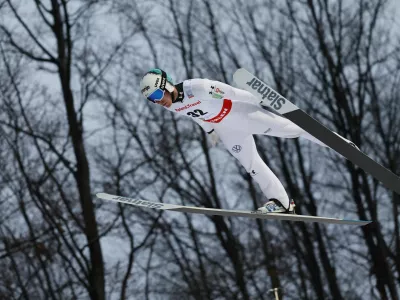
173, 82, 184, 103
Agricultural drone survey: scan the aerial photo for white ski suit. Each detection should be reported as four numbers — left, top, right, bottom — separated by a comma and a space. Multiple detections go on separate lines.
164, 79, 326, 209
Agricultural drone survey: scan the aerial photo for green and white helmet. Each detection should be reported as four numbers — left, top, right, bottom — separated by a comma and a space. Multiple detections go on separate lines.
140, 68, 175, 102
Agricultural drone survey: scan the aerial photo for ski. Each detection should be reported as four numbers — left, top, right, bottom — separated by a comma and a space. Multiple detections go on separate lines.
96, 193, 371, 226
233, 68, 400, 195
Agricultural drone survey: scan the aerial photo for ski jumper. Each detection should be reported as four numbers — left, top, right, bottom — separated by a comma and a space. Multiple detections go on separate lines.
165, 79, 325, 209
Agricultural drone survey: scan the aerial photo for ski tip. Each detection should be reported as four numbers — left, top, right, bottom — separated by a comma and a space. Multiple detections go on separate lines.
343, 219, 372, 226
235, 67, 246, 72
233, 68, 247, 78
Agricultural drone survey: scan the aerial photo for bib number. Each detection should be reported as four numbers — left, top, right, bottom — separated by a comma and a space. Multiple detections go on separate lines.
187, 109, 208, 118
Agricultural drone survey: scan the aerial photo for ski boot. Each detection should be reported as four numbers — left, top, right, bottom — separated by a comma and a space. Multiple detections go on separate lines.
257, 199, 296, 214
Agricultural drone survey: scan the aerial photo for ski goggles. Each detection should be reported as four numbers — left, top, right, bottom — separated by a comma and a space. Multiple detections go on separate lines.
147, 88, 165, 102
146, 70, 168, 103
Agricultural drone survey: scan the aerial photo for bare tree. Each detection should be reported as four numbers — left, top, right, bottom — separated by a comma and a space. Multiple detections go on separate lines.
0, 1, 135, 299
